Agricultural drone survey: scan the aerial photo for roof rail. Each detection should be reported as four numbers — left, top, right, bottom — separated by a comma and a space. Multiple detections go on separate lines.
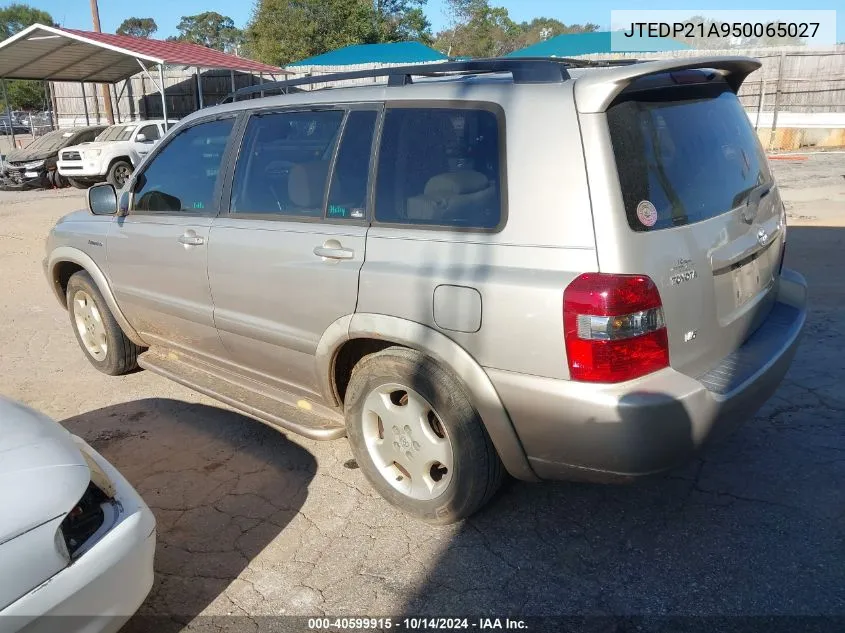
511, 56, 641, 68
231, 57, 618, 101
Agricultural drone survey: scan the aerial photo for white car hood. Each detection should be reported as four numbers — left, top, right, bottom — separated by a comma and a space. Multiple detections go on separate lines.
0, 398, 89, 544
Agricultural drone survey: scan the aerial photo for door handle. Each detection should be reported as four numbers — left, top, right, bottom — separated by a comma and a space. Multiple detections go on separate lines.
178, 232, 205, 246
314, 244, 354, 260
314, 246, 354, 260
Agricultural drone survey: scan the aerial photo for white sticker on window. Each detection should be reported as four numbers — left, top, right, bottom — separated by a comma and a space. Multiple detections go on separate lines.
636, 200, 658, 227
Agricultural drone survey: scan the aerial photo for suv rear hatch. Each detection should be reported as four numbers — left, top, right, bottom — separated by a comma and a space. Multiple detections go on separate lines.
577, 59, 786, 380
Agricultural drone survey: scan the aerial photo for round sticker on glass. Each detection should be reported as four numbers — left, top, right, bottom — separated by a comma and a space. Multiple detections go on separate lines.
636, 200, 658, 227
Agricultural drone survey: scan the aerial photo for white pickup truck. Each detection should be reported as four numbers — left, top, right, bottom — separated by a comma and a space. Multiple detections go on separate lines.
57, 120, 176, 189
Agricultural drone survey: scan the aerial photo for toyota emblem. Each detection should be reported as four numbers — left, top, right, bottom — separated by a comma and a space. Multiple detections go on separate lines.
757, 227, 769, 246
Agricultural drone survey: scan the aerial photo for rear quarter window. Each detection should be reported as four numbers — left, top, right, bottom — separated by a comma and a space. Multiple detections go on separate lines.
608, 83, 772, 232
374, 106, 504, 230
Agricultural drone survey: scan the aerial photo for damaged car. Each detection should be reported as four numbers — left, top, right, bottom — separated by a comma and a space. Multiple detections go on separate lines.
0, 397, 155, 633
0, 126, 105, 190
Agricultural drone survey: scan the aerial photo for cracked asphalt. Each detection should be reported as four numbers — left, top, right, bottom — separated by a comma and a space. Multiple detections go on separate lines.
0, 153, 843, 629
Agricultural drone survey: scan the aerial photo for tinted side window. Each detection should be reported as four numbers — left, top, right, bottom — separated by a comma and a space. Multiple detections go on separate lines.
230, 110, 344, 217
327, 110, 377, 220
133, 118, 234, 213
138, 124, 160, 141
375, 107, 502, 229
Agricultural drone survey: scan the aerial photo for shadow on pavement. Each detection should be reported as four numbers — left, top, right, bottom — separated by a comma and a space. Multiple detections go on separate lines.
61, 398, 317, 632
399, 226, 843, 621
53, 226, 844, 628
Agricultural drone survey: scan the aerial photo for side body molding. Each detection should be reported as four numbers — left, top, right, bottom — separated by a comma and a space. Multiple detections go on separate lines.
46, 246, 146, 347
316, 313, 540, 482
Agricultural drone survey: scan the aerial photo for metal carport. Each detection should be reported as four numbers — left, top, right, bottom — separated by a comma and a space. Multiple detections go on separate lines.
0, 23, 284, 145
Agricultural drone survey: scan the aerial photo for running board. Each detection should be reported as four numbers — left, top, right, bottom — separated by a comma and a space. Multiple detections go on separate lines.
137, 348, 346, 441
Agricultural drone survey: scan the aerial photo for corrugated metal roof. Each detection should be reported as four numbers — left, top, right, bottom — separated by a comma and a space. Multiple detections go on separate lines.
507, 31, 689, 58
0, 23, 283, 83
288, 42, 447, 67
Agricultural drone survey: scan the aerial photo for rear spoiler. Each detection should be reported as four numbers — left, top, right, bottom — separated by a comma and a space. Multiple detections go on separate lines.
574, 56, 761, 113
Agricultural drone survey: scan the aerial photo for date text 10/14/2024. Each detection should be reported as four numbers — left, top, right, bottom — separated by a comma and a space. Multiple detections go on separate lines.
308, 618, 529, 630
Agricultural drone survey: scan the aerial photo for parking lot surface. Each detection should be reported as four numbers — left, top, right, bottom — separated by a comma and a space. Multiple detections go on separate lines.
1, 153, 843, 629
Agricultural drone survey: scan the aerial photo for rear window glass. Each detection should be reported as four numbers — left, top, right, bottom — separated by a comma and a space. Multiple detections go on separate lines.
375, 107, 502, 229
608, 83, 772, 232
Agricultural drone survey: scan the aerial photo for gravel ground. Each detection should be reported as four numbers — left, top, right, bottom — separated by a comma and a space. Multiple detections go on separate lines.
0, 154, 843, 630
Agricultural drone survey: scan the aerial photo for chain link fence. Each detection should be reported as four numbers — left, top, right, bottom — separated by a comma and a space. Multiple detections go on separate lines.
0, 113, 55, 163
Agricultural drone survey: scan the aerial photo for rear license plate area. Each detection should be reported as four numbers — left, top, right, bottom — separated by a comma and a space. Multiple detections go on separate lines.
732, 257, 763, 308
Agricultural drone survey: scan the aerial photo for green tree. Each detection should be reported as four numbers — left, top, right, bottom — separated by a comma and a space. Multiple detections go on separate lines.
116, 17, 158, 38
434, 1, 601, 57
170, 12, 244, 53
247, 0, 374, 66
0, 2, 53, 39
247, 0, 432, 66
0, 3, 55, 111
373, 0, 432, 44
4, 79, 46, 110
514, 17, 599, 48
434, 0, 521, 57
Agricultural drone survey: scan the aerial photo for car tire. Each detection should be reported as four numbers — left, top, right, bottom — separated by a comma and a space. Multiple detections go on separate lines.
67, 178, 89, 190
66, 271, 142, 375
53, 171, 67, 188
106, 160, 133, 189
344, 346, 504, 524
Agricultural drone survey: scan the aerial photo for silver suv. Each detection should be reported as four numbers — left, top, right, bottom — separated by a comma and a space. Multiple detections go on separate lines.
44, 57, 807, 524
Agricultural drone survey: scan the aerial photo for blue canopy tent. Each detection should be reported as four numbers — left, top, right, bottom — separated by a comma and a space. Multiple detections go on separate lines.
507, 31, 689, 58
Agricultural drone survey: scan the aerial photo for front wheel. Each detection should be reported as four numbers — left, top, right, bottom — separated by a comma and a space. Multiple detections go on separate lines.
344, 347, 504, 524
106, 160, 133, 189
66, 271, 142, 375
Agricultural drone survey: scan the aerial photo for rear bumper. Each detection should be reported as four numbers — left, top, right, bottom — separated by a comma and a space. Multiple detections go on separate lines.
488, 268, 808, 481
1, 438, 156, 633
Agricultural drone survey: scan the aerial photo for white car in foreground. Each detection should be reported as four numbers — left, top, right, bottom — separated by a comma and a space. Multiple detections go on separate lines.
0, 398, 155, 633
57, 120, 175, 189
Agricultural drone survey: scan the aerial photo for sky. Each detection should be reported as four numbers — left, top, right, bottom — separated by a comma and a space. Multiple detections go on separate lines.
17, 0, 844, 42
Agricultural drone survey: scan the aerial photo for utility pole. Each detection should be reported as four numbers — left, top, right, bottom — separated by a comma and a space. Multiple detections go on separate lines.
89, 0, 114, 124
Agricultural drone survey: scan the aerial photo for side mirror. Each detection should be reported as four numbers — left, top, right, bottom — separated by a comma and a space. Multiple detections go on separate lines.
135, 133, 147, 142
88, 183, 117, 216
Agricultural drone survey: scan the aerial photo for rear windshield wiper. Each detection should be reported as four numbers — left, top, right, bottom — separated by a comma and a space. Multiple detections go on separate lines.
737, 182, 773, 223
733, 182, 772, 209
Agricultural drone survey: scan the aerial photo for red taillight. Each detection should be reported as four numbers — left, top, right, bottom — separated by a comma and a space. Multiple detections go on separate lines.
563, 273, 669, 383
